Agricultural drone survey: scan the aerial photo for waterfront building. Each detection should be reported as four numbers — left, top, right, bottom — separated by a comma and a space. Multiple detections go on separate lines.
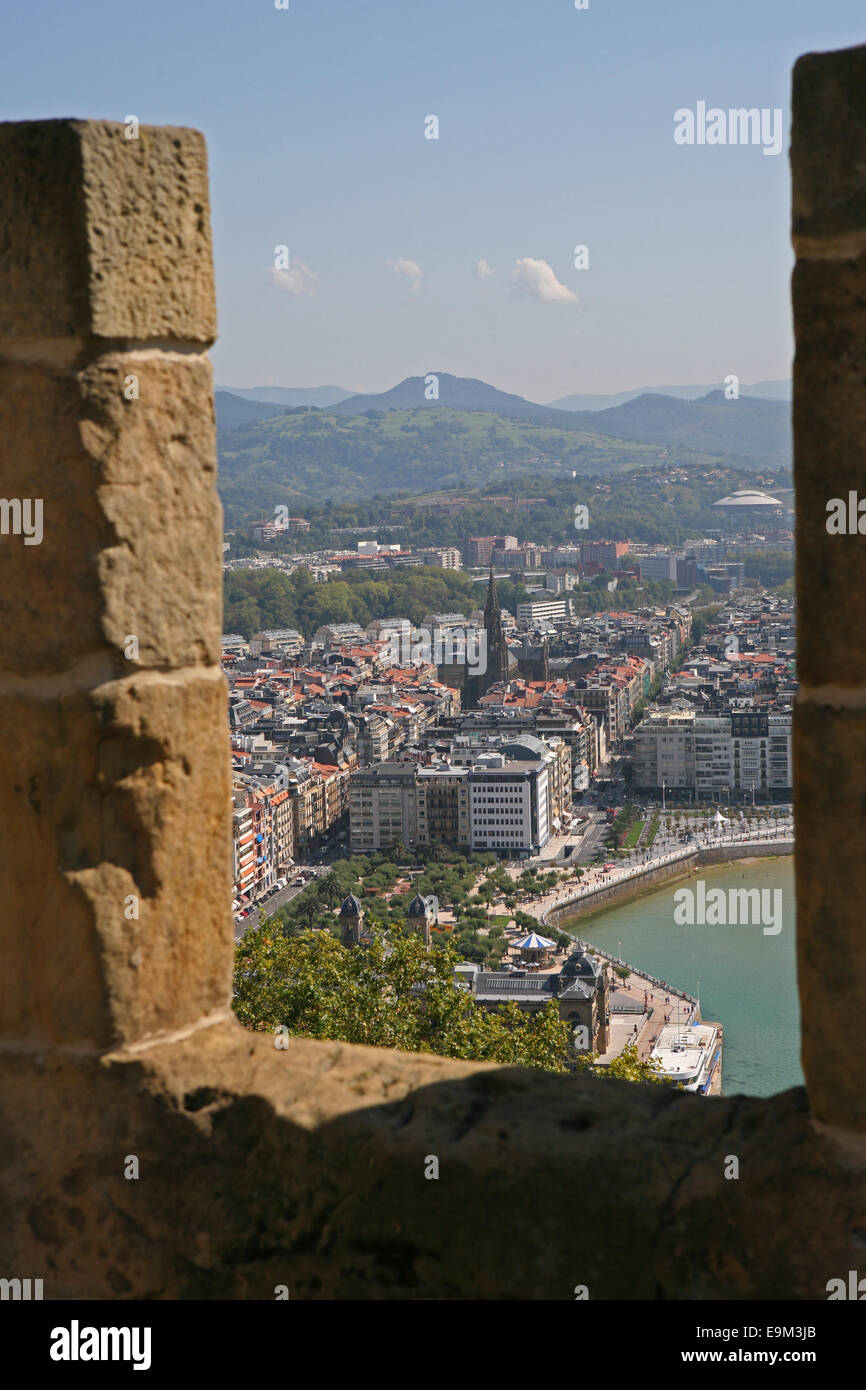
465, 948, 609, 1057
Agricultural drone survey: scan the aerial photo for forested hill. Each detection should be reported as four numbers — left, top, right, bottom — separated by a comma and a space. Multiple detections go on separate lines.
564, 391, 790, 467
218, 395, 790, 525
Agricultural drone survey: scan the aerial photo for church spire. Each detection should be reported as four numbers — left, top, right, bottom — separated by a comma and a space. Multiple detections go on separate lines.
485, 565, 500, 619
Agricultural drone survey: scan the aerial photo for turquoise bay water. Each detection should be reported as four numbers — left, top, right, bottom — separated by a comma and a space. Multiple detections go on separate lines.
564, 857, 801, 1097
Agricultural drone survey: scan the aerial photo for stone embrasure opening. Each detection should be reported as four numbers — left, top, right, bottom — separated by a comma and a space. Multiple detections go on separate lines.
2, 53, 866, 1297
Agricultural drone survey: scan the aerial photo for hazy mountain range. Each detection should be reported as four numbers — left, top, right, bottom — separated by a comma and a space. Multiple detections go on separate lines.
548, 379, 791, 410
217, 384, 354, 408
217, 372, 791, 428
216, 372, 791, 522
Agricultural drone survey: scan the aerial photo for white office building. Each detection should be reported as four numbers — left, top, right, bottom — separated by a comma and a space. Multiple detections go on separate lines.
467, 752, 550, 857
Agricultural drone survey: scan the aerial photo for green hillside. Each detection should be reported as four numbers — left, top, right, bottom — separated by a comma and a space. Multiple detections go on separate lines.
217, 407, 661, 523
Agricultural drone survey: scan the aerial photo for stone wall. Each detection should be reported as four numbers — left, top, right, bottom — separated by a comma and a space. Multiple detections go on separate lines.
545, 844, 794, 930
0, 60, 865, 1298
792, 44, 866, 1136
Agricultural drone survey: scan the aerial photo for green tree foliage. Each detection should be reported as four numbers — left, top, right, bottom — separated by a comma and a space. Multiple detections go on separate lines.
233, 925, 570, 1071
575, 1043, 666, 1084
218, 403, 789, 528
739, 549, 794, 588
224, 564, 481, 639
222, 449, 787, 556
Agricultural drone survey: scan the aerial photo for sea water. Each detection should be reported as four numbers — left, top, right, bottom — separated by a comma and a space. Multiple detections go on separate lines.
563, 857, 801, 1097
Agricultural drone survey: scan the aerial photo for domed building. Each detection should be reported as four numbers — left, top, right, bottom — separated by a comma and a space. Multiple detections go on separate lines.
339, 892, 368, 948
406, 892, 439, 948
712, 488, 783, 513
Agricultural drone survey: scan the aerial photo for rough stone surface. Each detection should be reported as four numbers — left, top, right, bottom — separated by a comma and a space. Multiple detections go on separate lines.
792, 45, 866, 245
0, 356, 221, 677
792, 255, 866, 687
0, 121, 215, 344
795, 704, 866, 1129
0, 1022, 862, 1300
793, 40, 866, 1135
0, 670, 233, 1049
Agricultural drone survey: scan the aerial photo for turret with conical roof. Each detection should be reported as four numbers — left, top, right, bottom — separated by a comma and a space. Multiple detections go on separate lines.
406, 892, 438, 949
339, 892, 365, 948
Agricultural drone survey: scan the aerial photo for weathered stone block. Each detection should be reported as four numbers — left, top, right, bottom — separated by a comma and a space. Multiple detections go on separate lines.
0, 1027, 862, 1300
0, 120, 215, 344
792, 45, 866, 245
0, 669, 232, 1049
0, 356, 222, 676
795, 701, 866, 1128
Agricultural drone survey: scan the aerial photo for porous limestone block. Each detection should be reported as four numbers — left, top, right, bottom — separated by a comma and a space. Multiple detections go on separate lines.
0, 120, 216, 344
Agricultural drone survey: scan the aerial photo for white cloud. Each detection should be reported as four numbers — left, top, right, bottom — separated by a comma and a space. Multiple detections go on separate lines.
387, 257, 423, 289
475, 258, 495, 278
270, 261, 319, 296
510, 257, 577, 304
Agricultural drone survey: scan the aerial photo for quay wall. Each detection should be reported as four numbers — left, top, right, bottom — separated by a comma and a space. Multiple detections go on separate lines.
544, 841, 794, 931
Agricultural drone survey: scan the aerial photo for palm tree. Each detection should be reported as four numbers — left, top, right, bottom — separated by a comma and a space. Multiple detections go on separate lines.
301, 895, 321, 931
318, 870, 341, 909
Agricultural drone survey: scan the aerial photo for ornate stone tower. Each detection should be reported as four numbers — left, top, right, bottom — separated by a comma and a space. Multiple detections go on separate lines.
406, 893, 438, 948
339, 893, 366, 948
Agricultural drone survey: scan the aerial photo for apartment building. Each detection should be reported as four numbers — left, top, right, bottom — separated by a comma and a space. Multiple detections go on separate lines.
634, 551, 679, 582
450, 731, 571, 834
633, 708, 793, 796
463, 536, 496, 566
349, 762, 420, 852
516, 597, 570, 628
231, 795, 260, 910
287, 761, 328, 856
693, 716, 733, 796
417, 546, 462, 570
578, 539, 631, 568
580, 682, 629, 745
350, 747, 552, 858
632, 710, 697, 789
416, 766, 471, 848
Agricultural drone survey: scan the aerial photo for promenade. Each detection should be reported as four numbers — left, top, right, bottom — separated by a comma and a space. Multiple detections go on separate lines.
528, 817, 795, 934
495, 815, 793, 1070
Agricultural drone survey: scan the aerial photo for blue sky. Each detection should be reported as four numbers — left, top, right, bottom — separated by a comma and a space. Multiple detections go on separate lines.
1, 0, 864, 400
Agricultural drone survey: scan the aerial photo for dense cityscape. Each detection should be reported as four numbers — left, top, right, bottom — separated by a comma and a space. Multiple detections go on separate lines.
227, 488, 796, 1089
